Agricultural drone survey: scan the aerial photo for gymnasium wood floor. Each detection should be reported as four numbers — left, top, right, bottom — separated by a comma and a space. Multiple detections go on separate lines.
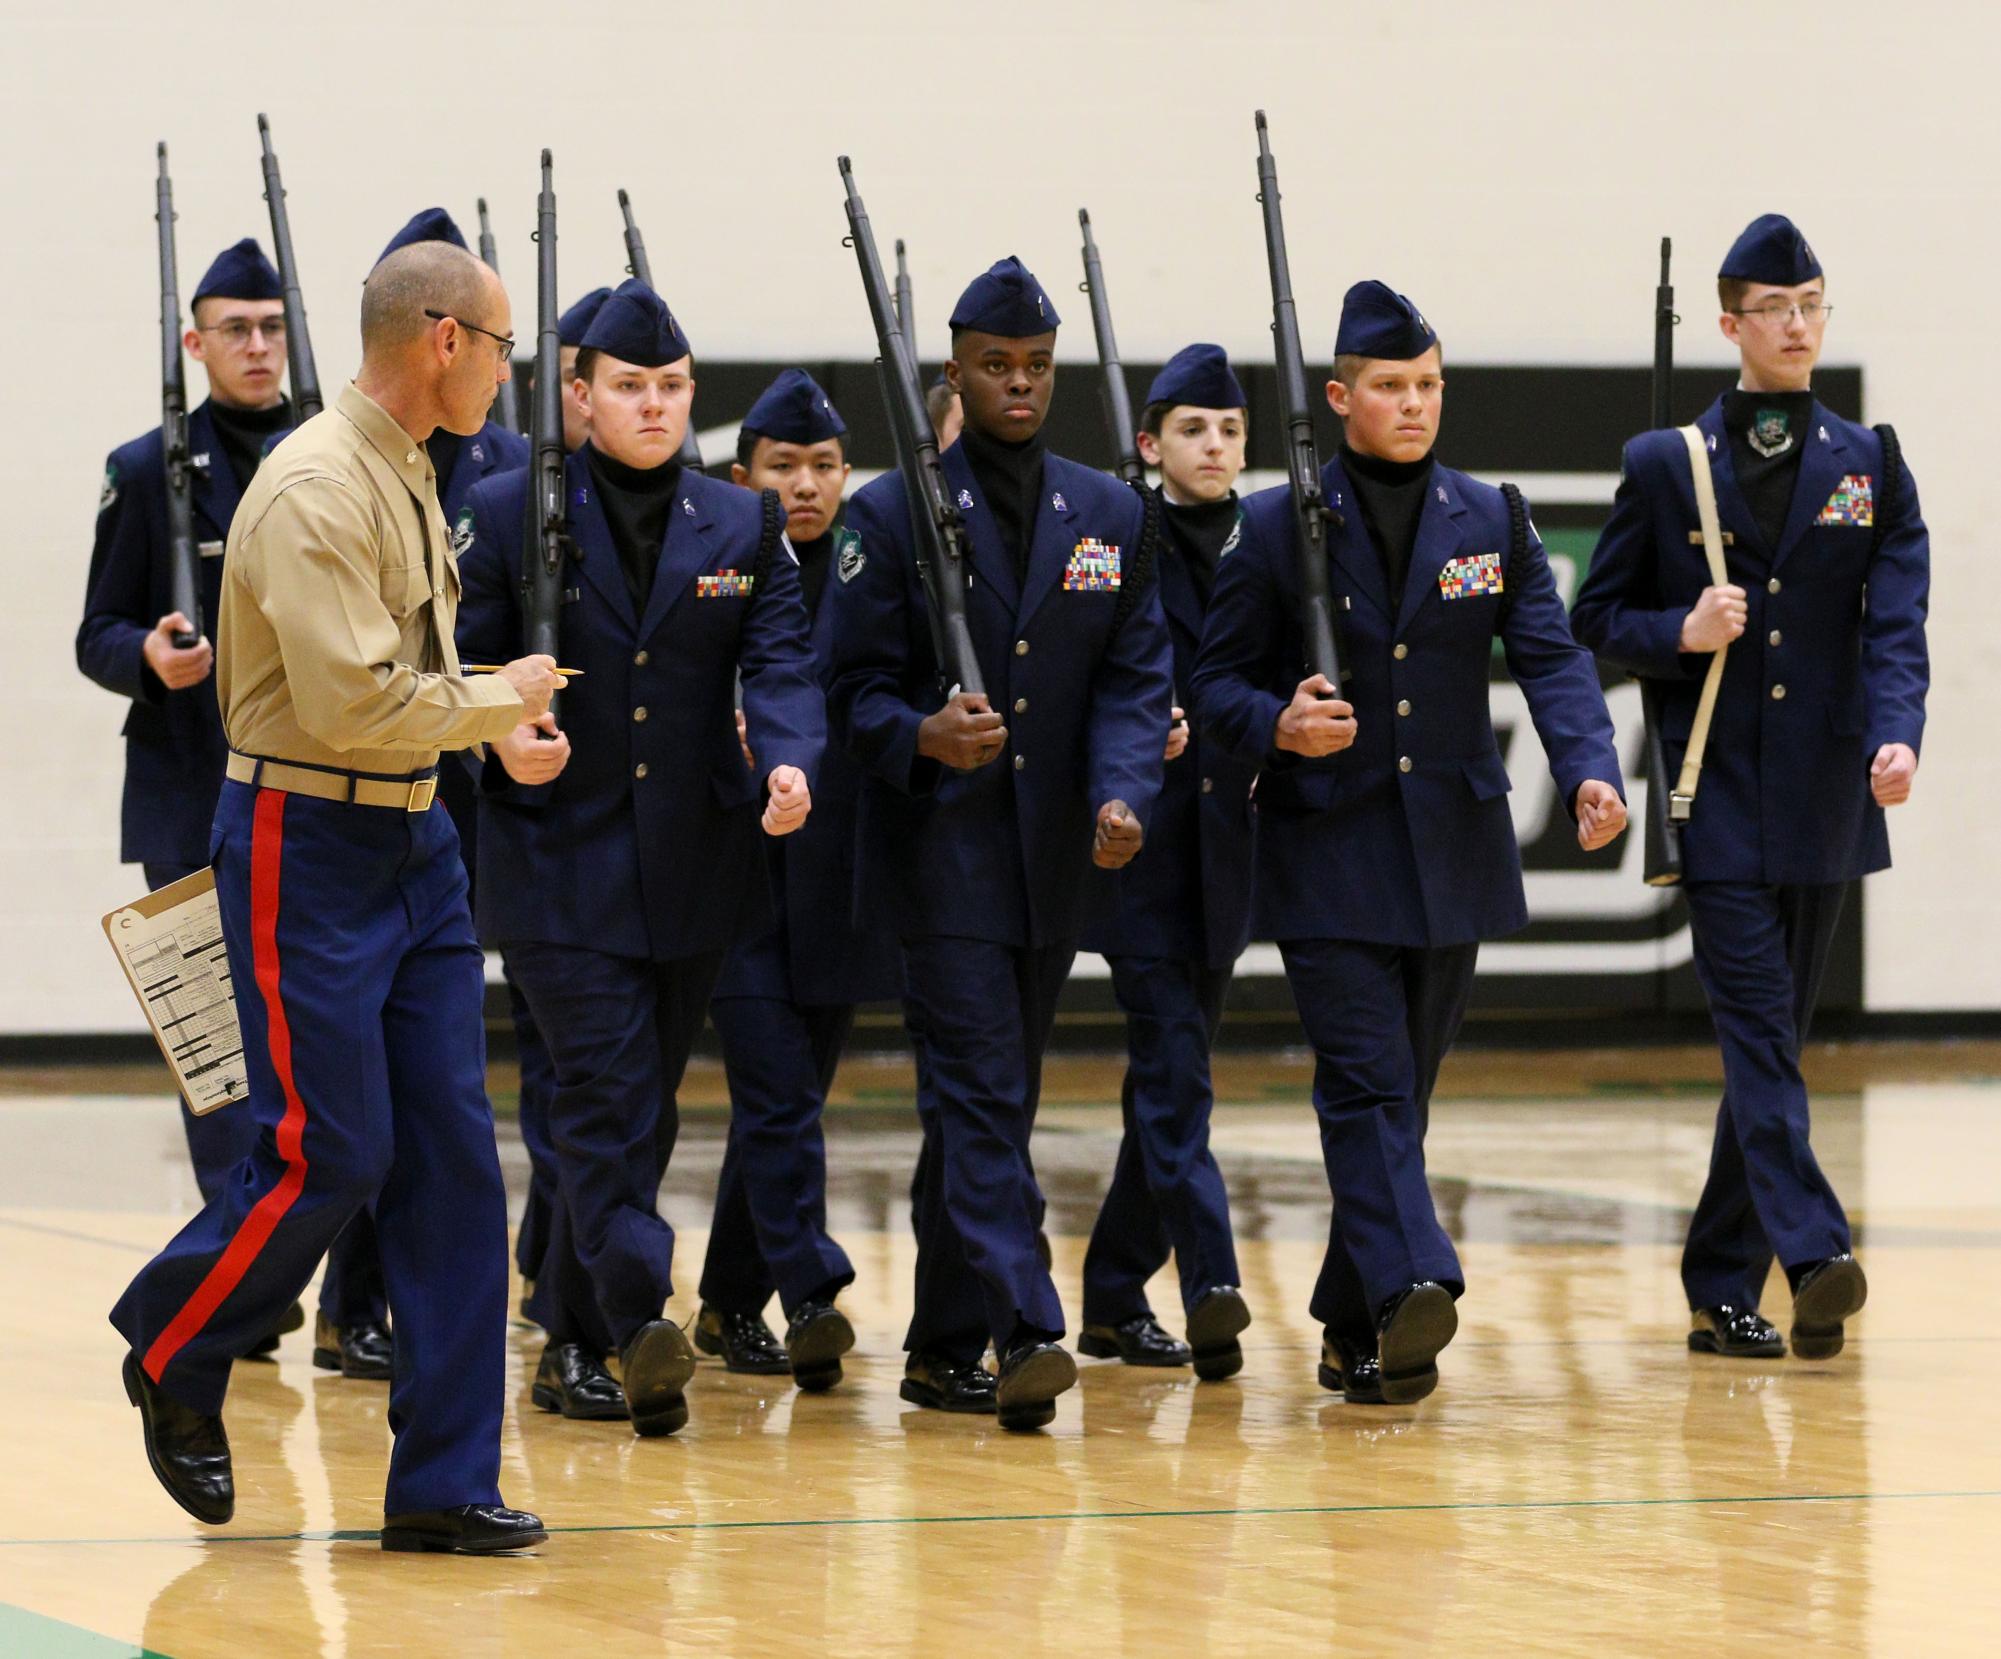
2, 1040, 1997, 1656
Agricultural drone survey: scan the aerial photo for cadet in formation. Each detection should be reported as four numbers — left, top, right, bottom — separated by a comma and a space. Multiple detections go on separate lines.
690, 370, 893, 1388
1572, 213, 1929, 1362
1190, 281, 1628, 1405
457, 280, 823, 1437
112, 239, 558, 1553
827, 256, 1174, 1431
1075, 343, 1254, 1380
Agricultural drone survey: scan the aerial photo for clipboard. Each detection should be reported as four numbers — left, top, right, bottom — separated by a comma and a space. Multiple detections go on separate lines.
102, 867, 248, 1114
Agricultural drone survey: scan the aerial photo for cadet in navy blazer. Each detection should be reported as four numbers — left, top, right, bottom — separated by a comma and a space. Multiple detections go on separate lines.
457, 282, 824, 1438
826, 256, 1173, 1431
1571, 214, 1928, 1363
1191, 281, 1625, 1407
1075, 345, 1257, 1382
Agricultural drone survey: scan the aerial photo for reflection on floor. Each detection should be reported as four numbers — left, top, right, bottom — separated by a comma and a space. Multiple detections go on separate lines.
0, 1042, 1996, 1656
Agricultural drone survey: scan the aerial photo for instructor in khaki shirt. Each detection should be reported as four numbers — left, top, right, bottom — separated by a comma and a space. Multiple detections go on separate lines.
112, 240, 561, 1558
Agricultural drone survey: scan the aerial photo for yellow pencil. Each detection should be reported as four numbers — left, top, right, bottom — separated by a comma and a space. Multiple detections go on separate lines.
463, 664, 586, 677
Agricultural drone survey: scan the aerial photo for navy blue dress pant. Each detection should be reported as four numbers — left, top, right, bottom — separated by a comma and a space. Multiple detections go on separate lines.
505, 943, 721, 1356
898, 936, 1071, 1363
1680, 881, 1852, 1311
1081, 954, 1241, 1324
115, 782, 509, 1514
1278, 937, 1473, 1336
508, 977, 559, 1285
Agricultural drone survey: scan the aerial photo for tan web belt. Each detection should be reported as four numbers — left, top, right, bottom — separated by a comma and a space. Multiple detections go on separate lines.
226, 752, 439, 812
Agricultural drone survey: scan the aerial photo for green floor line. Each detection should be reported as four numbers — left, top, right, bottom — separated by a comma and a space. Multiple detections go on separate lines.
5, 1486, 1996, 1550
0, 1602, 170, 1657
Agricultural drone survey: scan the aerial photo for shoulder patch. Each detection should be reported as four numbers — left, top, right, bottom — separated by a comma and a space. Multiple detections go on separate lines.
98, 462, 119, 515
450, 505, 475, 559
834, 525, 866, 584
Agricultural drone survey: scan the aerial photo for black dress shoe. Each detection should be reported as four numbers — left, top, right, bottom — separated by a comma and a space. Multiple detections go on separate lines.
1317, 1329, 1385, 1404
1078, 1313, 1191, 1368
1375, 1282, 1458, 1405
621, 1319, 697, 1437
693, 1304, 791, 1375
313, 1314, 393, 1381
1186, 1286, 1252, 1382
785, 1300, 856, 1393
995, 1340, 1077, 1432
123, 1353, 233, 1525
1689, 1305, 1785, 1358
531, 1342, 628, 1421
381, 1503, 548, 1555
1789, 1254, 1867, 1360
899, 1352, 997, 1414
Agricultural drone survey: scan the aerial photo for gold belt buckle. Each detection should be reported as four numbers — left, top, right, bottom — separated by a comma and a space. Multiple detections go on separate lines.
406, 776, 437, 813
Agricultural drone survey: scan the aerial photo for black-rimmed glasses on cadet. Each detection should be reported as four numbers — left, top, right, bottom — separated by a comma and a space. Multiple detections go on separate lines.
423, 309, 517, 355
196, 317, 287, 348
1728, 301, 1833, 323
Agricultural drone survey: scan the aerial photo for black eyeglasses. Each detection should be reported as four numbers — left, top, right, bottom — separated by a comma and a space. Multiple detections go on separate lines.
423, 308, 517, 355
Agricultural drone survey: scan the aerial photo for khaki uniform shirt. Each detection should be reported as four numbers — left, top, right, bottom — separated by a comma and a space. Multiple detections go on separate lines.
216, 383, 522, 772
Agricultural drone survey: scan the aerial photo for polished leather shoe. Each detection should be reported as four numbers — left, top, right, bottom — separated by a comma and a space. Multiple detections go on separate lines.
899, 1352, 997, 1414
1790, 1255, 1867, 1360
1376, 1282, 1458, 1405
621, 1319, 697, 1437
381, 1503, 547, 1555
785, 1300, 855, 1393
123, 1352, 232, 1525
693, 1303, 790, 1375
1689, 1305, 1785, 1358
245, 1299, 306, 1361
1186, 1286, 1252, 1382
531, 1342, 628, 1421
995, 1340, 1077, 1432
313, 1314, 393, 1381
1078, 1312, 1191, 1368
1317, 1329, 1385, 1404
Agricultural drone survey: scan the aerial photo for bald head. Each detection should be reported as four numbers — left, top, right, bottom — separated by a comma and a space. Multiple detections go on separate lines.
361, 241, 496, 352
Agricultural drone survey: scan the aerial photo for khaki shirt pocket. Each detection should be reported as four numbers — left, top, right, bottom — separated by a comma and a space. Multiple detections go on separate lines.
379, 557, 432, 619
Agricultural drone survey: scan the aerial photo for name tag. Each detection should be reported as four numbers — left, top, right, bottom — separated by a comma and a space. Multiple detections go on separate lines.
696, 570, 755, 598
1815, 475, 1874, 527
1063, 538, 1121, 592
1439, 552, 1503, 600
199, 540, 225, 559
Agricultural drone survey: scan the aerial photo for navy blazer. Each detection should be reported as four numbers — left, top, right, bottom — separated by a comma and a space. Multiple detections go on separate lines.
711, 529, 903, 1007
1571, 396, 1929, 886
77, 401, 289, 865
1080, 490, 1258, 969
456, 449, 825, 962
440, 421, 527, 526
1191, 457, 1622, 949
826, 443, 1174, 950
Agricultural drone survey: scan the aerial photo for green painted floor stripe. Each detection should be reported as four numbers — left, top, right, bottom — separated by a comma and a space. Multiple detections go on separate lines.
0, 1602, 171, 1657
4, 1487, 1997, 1550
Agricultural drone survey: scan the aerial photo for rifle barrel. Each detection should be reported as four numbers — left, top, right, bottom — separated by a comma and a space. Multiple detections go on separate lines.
156, 143, 201, 648
256, 115, 322, 420
1077, 209, 1142, 485
477, 196, 524, 434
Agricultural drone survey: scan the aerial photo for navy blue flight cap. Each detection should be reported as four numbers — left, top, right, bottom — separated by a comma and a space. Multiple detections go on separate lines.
376, 207, 468, 266
1718, 213, 1822, 286
192, 238, 282, 305
558, 287, 614, 348
1335, 280, 1438, 361
743, 369, 846, 444
1146, 343, 1246, 412
580, 278, 692, 367
948, 255, 1060, 337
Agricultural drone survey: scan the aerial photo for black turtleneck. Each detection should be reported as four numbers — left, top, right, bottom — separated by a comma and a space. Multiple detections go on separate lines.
958, 423, 1046, 585
1342, 443, 1434, 602
208, 399, 292, 492
1161, 491, 1240, 608
793, 531, 835, 620
426, 429, 466, 501
1722, 388, 1814, 552
588, 445, 681, 608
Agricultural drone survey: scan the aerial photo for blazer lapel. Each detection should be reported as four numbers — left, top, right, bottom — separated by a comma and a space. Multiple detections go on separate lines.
637, 477, 717, 641
565, 454, 639, 633
186, 403, 243, 543
1017, 475, 1081, 626
1320, 455, 1392, 622
938, 443, 1022, 614
1393, 470, 1468, 635
1771, 403, 1848, 572
1695, 399, 1764, 569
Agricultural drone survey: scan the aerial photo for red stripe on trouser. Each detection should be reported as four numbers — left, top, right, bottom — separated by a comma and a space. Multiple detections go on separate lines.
144, 790, 313, 1383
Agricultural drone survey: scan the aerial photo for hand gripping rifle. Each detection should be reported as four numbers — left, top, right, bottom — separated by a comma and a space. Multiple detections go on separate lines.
477, 197, 524, 435
1642, 237, 1683, 885
837, 156, 985, 700
155, 144, 201, 649
616, 188, 704, 473
255, 115, 322, 421
1076, 209, 1143, 485
1253, 112, 1344, 689
524, 151, 568, 724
